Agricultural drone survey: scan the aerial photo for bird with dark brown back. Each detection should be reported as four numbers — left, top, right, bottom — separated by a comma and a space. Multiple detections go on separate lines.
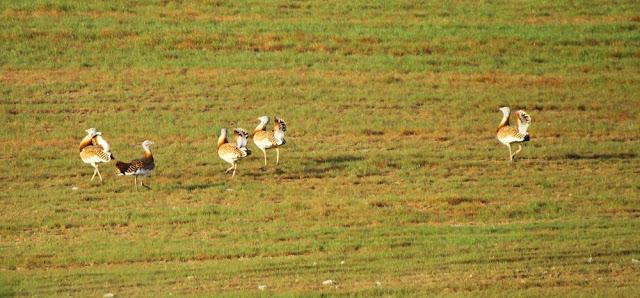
115, 140, 155, 190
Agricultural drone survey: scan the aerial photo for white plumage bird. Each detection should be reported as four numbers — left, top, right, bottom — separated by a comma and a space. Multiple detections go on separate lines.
496, 107, 531, 161
252, 116, 287, 167
217, 128, 251, 177
79, 128, 114, 183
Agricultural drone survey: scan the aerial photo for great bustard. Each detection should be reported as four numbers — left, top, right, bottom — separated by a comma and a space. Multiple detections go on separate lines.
79, 128, 114, 183
252, 116, 287, 167
497, 107, 531, 162
217, 128, 251, 177
115, 140, 155, 190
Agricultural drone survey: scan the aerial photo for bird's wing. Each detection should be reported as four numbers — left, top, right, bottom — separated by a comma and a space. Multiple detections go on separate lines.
219, 143, 247, 159
253, 130, 276, 147
516, 110, 531, 134
116, 159, 148, 175
270, 133, 284, 146
498, 126, 527, 143
272, 118, 286, 145
274, 117, 287, 132
234, 128, 249, 148
80, 146, 111, 162
126, 159, 145, 173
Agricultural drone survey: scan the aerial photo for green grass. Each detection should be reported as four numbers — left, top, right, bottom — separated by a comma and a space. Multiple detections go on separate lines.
1, 0, 640, 296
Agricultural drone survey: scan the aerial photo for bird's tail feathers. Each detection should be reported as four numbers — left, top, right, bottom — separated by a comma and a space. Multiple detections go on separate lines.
516, 110, 531, 134
240, 147, 251, 157
234, 128, 249, 148
234, 128, 249, 139
275, 117, 287, 132
115, 161, 130, 175
273, 117, 287, 145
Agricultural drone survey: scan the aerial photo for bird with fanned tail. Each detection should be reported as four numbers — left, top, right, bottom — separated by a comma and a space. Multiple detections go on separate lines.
497, 107, 531, 162
217, 128, 251, 177
115, 140, 155, 190
252, 116, 287, 168
79, 128, 114, 183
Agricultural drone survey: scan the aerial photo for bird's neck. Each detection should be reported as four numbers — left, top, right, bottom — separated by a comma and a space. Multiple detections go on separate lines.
79, 135, 93, 151
217, 134, 227, 148
143, 149, 153, 160
498, 112, 510, 128
254, 123, 267, 132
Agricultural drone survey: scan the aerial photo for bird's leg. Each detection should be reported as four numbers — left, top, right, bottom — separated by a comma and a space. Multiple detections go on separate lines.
260, 148, 267, 167
276, 148, 280, 166
141, 176, 150, 189
225, 164, 234, 174
142, 175, 151, 189
96, 167, 103, 183
508, 144, 513, 162
134, 176, 138, 191
513, 144, 523, 160
232, 163, 237, 177
90, 166, 98, 181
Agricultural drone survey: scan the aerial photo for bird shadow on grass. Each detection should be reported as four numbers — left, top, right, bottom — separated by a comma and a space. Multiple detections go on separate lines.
292, 154, 365, 179
313, 155, 365, 164
303, 164, 348, 177
243, 169, 272, 178
243, 155, 365, 179
565, 152, 637, 160
174, 182, 226, 192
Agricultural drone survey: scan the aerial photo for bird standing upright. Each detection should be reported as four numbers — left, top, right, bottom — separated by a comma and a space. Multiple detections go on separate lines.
217, 128, 251, 177
252, 116, 287, 167
115, 140, 155, 190
79, 128, 114, 183
497, 107, 531, 162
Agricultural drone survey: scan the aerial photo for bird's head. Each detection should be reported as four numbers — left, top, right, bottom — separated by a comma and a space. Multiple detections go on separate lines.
499, 106, 510, 115
85, 128, 100, 137
257, 116, 269, 124
142, 140, 154, 150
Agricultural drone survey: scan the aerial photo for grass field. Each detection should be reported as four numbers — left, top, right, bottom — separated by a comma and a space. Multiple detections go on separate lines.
1, 0, 640, 296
